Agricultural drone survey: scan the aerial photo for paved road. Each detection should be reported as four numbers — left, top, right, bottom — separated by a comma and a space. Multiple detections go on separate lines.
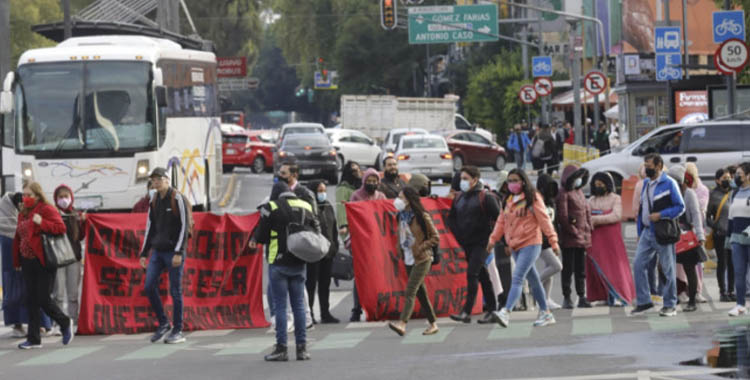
0, 169, 744, 379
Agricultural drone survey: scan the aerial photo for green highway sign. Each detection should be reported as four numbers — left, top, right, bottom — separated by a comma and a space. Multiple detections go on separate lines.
408, 4, 499, 45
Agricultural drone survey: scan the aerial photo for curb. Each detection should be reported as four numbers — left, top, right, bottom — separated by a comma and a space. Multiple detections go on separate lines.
218, 173, 238, 207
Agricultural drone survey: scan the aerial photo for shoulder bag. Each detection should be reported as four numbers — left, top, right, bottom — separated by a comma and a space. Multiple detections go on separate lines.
43, 233, 77, 269
646, 185, 680, 245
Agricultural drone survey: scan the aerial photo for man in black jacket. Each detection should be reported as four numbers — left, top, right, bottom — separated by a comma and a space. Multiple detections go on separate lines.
306, 180, 340, 324
139, 167, 189, 344
448, 165, 500, 324
379, 157, 407, 199
250, 184, 320, 362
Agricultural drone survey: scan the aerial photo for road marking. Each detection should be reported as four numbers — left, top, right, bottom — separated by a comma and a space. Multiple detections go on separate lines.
571, 307, 611, 318
487, 324, 532, 340
402, 326, 453, 344
346, 321, 388, 329
500, 368, 735, 380
188, 329, 234, 338
728, 316, 750, 326
18, 346, 103, 366
647, 314, 689, 331
101, 333, 152, 342
572, 318, 612, 335
218, 173, 238, 207
311, 331, 371, 350
0, 350, 9, 357
116, 342, 192, 360
214, 337, 275, 356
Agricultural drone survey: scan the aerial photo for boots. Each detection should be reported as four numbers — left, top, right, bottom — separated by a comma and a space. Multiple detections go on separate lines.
296, 344, 311, 361
562, 296, 574, 309
264, 344, 288, 362
577, 297, 592, 308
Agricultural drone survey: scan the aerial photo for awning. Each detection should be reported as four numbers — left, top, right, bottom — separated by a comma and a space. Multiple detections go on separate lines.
604, 104, 619, 119
551, 90, 618, 106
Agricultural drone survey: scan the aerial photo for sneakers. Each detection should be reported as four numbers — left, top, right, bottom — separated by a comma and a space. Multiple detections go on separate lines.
683, 303, 697, 312
696, 293, 708, 303
659, 307, 677, 317
650, 295, 663, 305
577, 298, 593, 308
492, 308, 510, 328
150, 324, 172, 343
678, 292, 689, 304
49, 325, 62, 337
728, 305, 747, 317
17, 341, 42, 350
546, 299, 562, 310
562, 297, 574, 309
720, 294, 732, 303
630, 303, 654, 316
164, 330, 186, 344
449, 311, 471, 324
11, 325, 26, 338
320, 313, 340, 324
62, 319, 74, 345
295, 344, 310, 361
264, 344, 288, 362
477, 312, 495, 324
533, 312, 556, 327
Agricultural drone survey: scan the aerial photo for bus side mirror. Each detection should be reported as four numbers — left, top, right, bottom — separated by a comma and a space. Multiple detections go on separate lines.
155, 86, 168, 108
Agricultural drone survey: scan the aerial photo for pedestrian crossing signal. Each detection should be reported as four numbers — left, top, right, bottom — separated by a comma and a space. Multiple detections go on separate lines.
381, 0, 397, 30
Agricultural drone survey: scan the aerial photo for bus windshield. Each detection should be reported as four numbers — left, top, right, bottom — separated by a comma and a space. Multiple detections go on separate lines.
15, 61, 155, 155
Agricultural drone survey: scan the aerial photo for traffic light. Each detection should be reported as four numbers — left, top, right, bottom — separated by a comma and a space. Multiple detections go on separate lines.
380, 0, 397, 30
322, 69, 328, 82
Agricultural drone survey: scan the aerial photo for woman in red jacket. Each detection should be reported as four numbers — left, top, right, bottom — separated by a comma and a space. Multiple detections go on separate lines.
12, 181, 74, 349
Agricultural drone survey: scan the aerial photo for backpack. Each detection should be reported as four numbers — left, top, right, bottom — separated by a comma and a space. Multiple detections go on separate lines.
151, 188, 194, 238
478, 189, 500, 224
531, 137, 545, 158
283, 202, 330, 263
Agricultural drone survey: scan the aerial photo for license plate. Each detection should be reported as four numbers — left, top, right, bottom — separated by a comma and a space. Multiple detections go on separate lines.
301, 169, 316, 175
226, 148, 237, 155
422, 168, 433, 174
77, 196, 103, 210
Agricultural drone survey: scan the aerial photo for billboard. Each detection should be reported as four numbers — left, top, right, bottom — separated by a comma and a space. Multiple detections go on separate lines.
674, 90, 708, 124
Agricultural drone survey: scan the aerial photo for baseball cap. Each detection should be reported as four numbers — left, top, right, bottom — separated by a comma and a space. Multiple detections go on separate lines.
149, 167, 168, 178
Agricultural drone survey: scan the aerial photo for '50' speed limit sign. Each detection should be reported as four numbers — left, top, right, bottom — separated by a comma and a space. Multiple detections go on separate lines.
519, 85, 537, 105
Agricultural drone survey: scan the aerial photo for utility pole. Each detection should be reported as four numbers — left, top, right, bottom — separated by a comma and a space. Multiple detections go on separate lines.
521, 7, 530, 126
591, 0, 600, 145
569, 20, 582, 145
62, 0, 72, 40
725, 0, 736, 117
537, 12, 547, 124
0, 0, 9, 82
664, 0, 673, 124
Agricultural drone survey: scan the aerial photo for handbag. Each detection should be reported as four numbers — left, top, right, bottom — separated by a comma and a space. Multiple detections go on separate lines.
676, 229, 700, 254
331, 250, 354, 281
42, 233, 77, 269
705, 192, 730, 251
285, 206, 330, 263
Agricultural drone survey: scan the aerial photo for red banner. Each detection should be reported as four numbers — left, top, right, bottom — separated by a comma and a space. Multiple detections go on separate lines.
78, 213, 268, 335
346, 198, 482, 321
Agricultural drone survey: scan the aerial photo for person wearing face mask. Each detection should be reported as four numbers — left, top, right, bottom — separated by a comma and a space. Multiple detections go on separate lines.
507, 124, 531, 170
274, 162, 317, 214
556, 164, 594, 309
447, 166, 500, 324
336, 161, 362, 237
304, 181, 340, 324
379, 157, 408, 199
387, 187, 440, 337
132, 180, 154, 213
727, 162, 750, 317
707, 168, 734, 302
587, 173, 636, 306
12, 182, 73, 349
631, 153, 685, 317
51, 185, 85, 330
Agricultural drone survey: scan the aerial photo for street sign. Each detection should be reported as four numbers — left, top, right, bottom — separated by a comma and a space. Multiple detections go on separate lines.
714, 47, 735, 75
218, 77, 258, 92
217, 57, 247, 78
718, 38, 749, 72
314, 70, 339, 90
583, 71, 607, 94
408, 4, 499, 45
533, 77, 553, 97
713, 10, 745, 44
518, 85, 537, 105
654, 26, 681, 54
655, 54, 682, 81
532, 56, 552, 77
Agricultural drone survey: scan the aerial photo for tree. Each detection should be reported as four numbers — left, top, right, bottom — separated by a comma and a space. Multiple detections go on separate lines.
186, 0, 262, 66
10, 0, 62, 67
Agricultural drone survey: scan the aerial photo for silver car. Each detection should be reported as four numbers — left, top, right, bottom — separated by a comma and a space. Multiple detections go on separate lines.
394, 134, 454, 181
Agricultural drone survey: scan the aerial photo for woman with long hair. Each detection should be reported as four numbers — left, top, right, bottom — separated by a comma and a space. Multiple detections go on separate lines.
12, 182, 73, 349
388, 186, 440, 336
487, 169, 560, 328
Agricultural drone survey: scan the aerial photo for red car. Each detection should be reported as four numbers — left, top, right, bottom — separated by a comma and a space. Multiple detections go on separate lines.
222, 130, 275, 173
441, 130, 507, 171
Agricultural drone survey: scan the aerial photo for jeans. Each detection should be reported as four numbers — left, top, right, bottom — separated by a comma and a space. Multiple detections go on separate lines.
504, 245, 548, 312
53, 260, 81, 323
462, 244, 496, 314
144, 251, 184, 331
538, 248, 562, 302
732, 243, 750, 307
561, 247, 586, 298
401, 261, 436, 323
633, 230, 677, 308
22, 258, 70, 345
270, 263, 307, 346
514, 151, 525, 170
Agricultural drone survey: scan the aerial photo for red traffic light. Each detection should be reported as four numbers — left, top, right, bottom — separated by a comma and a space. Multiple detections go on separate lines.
380, 0, 397, 30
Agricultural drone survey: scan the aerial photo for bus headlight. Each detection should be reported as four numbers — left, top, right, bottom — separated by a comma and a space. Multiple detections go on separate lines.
21, 162, 33, 180
136, 160, 150, 182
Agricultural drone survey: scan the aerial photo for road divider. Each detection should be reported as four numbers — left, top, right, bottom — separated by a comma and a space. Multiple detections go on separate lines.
219, 173, 238, 207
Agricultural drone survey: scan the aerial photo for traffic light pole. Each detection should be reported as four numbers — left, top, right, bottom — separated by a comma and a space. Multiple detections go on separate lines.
725, 0, 736, 116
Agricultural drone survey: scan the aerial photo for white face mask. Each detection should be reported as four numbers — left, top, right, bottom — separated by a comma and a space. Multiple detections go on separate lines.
394, 197, 406, 211
573, 178, 583, 188
460, 180, 471, 192
317, 192, 327, 203
56, 197, 71, 209
148, 189, 157, 198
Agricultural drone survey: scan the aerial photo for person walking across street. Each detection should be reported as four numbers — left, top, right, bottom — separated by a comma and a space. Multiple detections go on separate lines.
707, 168, 734, 302
631, 154, 685, 317
139, 168, 190, 344
13, 181, 74, 349
488, 168, 560, 328
52, 185, 85, 330
379, 156, 408, 199
387, 187, 440, 337
535, 174, 563, 310
507, 124, 531, 170
250, 183, 320, 361
727, 162, 750, 317
305, 180, 340, 324
447, 166, 500, 324
557, 164, 594, 309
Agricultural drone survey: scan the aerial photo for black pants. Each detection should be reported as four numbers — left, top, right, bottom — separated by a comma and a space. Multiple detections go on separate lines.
306, 256, 334, 317
22, 258, 70, 345
462, 244, 496, 314
561, 247, 587, 298
683, 261, 698, 305
716, 235, 735, 295
494, 242, 512, 308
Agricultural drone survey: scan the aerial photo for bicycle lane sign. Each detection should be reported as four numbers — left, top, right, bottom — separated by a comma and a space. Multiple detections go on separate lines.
713, 10, 745, 44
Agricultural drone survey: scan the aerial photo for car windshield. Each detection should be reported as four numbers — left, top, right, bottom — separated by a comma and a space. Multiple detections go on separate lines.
255, 133, 276, 144
282, 135, 330, 149
393, 131, 426, 146
401, 137, 445, 150
15, 61, 155, 154
223, 134, 248, 144
285, 126, 321, 135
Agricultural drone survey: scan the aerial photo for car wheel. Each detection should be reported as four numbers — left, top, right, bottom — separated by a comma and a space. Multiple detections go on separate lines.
336, 155, 344, 172
222, 165, 233, 173
494, 155, 506, 171
251, 156, 265, 174
452, 155, 464, 171
327, 171, 339, 185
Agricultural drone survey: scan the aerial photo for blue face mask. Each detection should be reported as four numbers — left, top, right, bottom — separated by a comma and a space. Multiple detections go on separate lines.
317, 192, 327, 203
460, 180, 471, 192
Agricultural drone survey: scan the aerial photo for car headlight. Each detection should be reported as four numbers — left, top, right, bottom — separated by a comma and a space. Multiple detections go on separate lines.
136, 160, 150, 182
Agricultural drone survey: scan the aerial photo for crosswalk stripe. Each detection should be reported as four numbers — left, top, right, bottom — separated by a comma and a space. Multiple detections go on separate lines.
100, 333, 151, 342
188, 329, 234, 338
214, 337, 275, 356
402, 326, 453, 344
18, 346, 103, 366
571, 307, 612, 318
647, 314, 690, 331
728, 317, 750, 327
311, 331, 371, 350
116, 343, 192, 360
571, 318, 612, 335
487, 324, 532, 340
0, 350, 10, 357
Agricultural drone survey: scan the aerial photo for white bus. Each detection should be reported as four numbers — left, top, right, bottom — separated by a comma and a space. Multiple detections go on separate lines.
0, 35, 223, 211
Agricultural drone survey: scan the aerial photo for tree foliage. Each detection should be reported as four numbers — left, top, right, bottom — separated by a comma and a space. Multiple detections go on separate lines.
186, 0, 262, 66
10, 0, 62, 67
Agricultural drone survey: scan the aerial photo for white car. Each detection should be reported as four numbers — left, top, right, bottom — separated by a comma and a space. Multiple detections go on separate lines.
326, 129, 382, 170
394, 134, 453, 181
279, 122, 325, 144
380, 128, 429, 167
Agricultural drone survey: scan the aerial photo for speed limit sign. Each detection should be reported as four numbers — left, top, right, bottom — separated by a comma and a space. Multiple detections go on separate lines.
718, 38, 749, 72
519, 85, 537, 104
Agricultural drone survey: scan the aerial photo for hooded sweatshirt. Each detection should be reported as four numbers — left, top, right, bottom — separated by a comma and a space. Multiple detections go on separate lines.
54, 184, 85, 260
350, 168, 386, 202
556, 165, 593, 249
